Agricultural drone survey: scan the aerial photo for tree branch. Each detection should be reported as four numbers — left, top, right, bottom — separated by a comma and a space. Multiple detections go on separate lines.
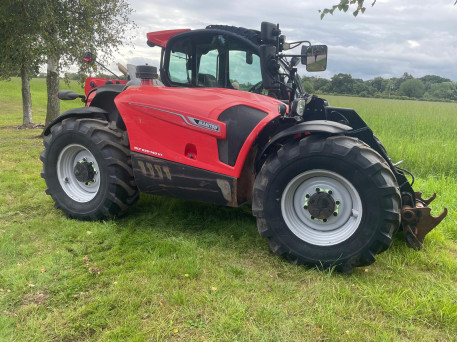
320, 0, 455, 19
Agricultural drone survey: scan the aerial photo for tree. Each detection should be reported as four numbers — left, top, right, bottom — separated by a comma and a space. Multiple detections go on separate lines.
320, 0, 457, 18
353, 78, 376, 96
0, 0, 43, 126
399, 79, 425, 98
306, 77, 331, 92
319, 0, 377, 19
329, 73, 355, 94
425, 82, 457, 101
302, 80, 315, 93
419, 75, 452, 91
369, 77, 386, 93
40, 0, 135, 125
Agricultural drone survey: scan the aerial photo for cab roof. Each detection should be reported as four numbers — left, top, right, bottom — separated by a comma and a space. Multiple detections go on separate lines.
147, 29, 191, 48
146, 25, 260, 48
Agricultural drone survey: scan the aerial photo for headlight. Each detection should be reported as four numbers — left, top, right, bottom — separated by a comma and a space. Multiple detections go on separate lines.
291, 99, 306, 116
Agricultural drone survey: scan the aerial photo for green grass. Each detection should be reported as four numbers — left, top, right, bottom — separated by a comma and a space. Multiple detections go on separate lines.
0, 78, 456, 341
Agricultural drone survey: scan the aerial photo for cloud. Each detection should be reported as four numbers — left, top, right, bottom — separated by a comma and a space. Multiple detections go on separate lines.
408, 40, 420, 48
93, 0, 456, 81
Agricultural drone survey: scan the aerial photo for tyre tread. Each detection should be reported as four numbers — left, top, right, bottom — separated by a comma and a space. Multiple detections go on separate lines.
253, 135, 401, 272
41, 118, 138, 220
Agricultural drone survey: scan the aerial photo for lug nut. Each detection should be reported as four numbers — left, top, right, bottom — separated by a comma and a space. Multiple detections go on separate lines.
315, 188, 320, 192
328, 190, 333, 195
333, 212, 338, 216
323, 218, 327, 222
336, 200, 340, 205
310, 216, 315, 220
304, 205, 308, 209
305, 194, 310, 198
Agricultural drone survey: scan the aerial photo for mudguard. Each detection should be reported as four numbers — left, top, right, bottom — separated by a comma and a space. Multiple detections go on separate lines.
43, 107, 109, 136
256, 120, 353, 170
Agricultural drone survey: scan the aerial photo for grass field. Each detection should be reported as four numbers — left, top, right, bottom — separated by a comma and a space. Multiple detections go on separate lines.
0, 78, 456, 341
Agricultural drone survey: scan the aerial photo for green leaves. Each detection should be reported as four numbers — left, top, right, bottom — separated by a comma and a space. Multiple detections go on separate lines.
319, 0, 376, 19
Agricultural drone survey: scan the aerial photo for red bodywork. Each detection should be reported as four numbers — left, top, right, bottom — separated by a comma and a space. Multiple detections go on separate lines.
147, 29, 190, 48
115, 85, 282, 178
84, 77, 128, 97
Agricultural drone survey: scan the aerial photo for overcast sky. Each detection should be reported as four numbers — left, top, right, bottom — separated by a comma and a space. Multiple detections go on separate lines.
103, 0, 457, 81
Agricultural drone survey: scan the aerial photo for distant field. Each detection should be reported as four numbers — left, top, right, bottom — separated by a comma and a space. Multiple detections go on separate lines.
324, 95, 457, 178
0, 78, 456, 341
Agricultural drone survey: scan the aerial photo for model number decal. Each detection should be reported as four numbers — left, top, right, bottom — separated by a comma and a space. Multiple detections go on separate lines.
188, 117, 220, 132
133, 146, 163, 157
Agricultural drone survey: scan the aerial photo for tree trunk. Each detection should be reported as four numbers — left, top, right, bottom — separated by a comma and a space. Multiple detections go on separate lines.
20, 65, 33, 126
45, 54, 60, 126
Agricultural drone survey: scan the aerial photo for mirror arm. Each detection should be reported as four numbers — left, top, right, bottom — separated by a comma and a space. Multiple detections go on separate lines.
287, 40, 312, 46
94, 60, 120, 79
278, 54, 307, 58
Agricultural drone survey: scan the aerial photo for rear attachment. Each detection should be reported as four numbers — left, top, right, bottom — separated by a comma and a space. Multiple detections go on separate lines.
401, 192, 448, 250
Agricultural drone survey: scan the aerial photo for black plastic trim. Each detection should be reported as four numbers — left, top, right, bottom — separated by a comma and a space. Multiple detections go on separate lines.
217, 105, 267, 166
256, 120, 352, 167
43, 107, 109, 136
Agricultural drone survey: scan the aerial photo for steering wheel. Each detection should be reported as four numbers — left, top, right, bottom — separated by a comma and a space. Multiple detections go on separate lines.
248, 81, 264, 93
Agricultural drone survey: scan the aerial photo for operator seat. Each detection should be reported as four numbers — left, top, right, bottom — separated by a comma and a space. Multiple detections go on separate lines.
197, 73, 217, 87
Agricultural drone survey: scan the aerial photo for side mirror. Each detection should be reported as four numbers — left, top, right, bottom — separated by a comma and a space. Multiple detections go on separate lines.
83, 52, 94, 64
259, 45, 280, 90
261, 22, 281, 44
305, 45, 328, 72
246, 51, 253, 65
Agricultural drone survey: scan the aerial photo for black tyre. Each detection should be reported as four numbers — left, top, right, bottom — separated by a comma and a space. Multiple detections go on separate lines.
40, 118, 139, 220
252, 135, 401, 272
374, 135, 389, 159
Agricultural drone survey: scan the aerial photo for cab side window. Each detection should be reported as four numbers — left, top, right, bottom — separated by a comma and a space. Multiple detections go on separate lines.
168, 39, 192, 84
228, 50, 262, 91
197, 49, 219, 87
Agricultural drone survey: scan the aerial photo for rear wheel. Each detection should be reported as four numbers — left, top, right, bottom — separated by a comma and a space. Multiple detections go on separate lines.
252, 135, 401, 272
41, 118, 139, 220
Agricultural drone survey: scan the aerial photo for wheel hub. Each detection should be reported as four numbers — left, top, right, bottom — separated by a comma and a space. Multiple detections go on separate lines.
73, 159, 96, 184
281, 170, 363, 246
306, 190, 335, 220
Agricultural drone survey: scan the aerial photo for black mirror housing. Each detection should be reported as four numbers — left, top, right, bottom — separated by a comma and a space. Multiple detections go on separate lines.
246, 51, 253, 65
259, 45, 280, 90
83, 52, 94, 64
261, 22, 280, 44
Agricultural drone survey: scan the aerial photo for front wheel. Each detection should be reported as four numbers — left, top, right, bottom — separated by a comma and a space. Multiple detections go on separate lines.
40, 118, 139, 220
252, 135, 401, 272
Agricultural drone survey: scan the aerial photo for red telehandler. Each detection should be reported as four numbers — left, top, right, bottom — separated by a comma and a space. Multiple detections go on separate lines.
41, 22, 447, 272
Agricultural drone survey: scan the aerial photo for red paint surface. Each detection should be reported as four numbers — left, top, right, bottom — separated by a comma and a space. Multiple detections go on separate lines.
84, 77, 127, 96
146, 29, 191, 48
115, 86, 283, 177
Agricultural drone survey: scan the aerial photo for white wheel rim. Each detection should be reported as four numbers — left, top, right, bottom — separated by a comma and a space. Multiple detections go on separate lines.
281, 169, 362, 246
57, 144, 100, 203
